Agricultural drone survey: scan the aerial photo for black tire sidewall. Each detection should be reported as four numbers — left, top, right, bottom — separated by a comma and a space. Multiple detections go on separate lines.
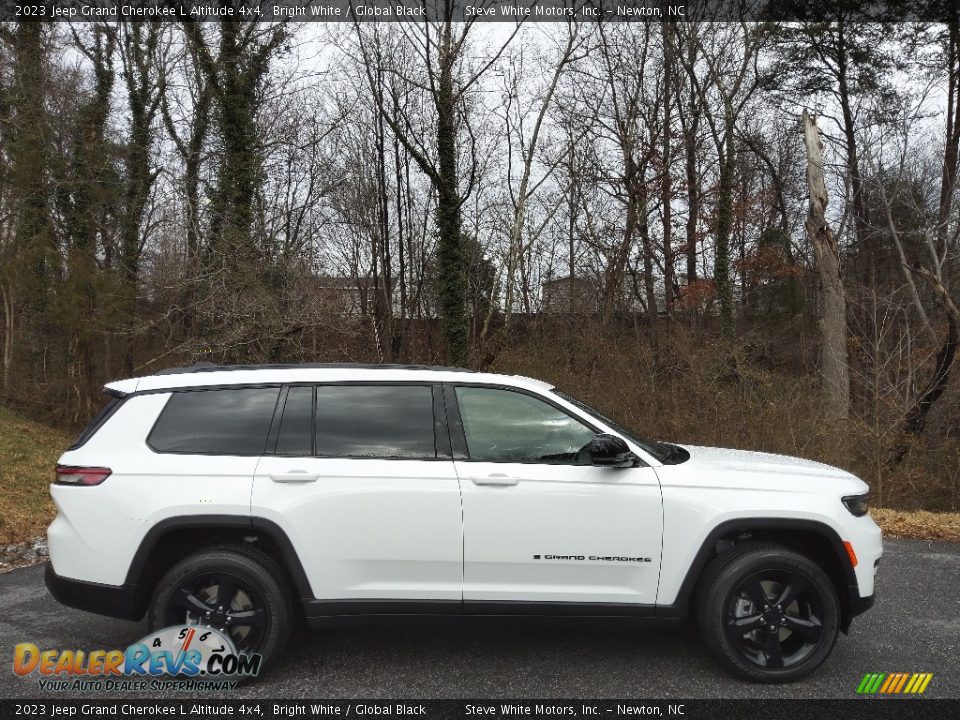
149, 548, 292, 672
698, 546, 840, 682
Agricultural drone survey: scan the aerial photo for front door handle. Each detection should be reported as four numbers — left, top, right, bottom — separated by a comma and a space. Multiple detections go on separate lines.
269, 470, 319, 483
470, 474, 520, 487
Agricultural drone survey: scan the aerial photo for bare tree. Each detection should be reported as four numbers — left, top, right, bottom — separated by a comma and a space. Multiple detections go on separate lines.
180, 19, 289, 270
118, 23, 165, 374
353, 14, 521, 366
866, 62, 960, 463
680, 20, 771, 334
803, 109, 850, 421
497, 24, 584, 333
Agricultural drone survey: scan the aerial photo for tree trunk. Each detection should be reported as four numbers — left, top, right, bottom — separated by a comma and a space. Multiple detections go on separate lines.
662, 22, 674, 315
0, 281, 13, 400
601, 156, 639, 327
118, 25, 162, 374
714, 113, 736, 335
938, 19, 960, 275
835, 22, 869, 282
638, 183, 658, 326
210, 25, 258, 266
680, 99, 700, 286
373, 74, 394, 362
803, 110, 850, 421
890, 278, 960, 465
10, 24, 53, 323
434, 28, 468, 366
393, 131, 408, 358
66, 25, 115, 408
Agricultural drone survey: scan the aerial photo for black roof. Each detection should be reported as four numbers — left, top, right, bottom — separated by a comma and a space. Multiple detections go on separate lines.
154, 362, 474, 376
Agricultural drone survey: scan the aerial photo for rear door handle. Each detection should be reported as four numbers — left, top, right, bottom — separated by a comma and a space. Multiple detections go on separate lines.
470, 474, 520, 487
269, 470, 319, 483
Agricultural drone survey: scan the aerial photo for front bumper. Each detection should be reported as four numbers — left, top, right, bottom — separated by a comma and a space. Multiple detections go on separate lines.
848, 592, 876, 618
44, 563, 144, 621
840, 590, 875, 633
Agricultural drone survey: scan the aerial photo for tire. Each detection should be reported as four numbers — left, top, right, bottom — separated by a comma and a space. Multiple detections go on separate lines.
148, 544, 293, 672
696, 542, 840, 682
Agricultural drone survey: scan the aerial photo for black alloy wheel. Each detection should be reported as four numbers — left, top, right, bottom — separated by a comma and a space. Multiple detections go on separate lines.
696, 542, 840, 682
149, 545, 292, 670
163, 570, 267, 653
724, 569, 824, 670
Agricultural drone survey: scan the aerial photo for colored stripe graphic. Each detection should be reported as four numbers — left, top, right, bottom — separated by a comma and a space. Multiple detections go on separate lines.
879, 674, 896, 693
906, 673, 934, 694
857, 673, 885, 693
856, 672, 932, 694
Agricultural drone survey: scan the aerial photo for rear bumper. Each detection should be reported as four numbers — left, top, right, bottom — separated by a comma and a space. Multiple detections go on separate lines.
44, 563, 143, 621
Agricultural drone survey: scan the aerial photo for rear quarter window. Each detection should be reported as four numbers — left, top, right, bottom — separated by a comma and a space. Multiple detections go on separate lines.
148, 387, 281, 455
68, 393, 125, 450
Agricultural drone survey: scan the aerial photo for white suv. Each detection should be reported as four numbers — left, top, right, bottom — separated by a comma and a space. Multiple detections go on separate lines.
45, 363, 881, 681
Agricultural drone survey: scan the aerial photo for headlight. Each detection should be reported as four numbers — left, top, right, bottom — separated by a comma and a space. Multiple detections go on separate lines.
842, 493, 870, 517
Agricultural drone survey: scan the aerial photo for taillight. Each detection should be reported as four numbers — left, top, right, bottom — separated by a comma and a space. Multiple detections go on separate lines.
54, 465, 111, 486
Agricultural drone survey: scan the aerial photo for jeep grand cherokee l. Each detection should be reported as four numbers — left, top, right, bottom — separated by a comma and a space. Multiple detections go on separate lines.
45, 363, 881, 681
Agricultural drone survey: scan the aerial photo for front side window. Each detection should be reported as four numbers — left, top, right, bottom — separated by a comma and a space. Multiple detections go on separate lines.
149, 387, 280, 455
454, 386, 596, 464
553, 390, 685, 464
314, 385, 436, 459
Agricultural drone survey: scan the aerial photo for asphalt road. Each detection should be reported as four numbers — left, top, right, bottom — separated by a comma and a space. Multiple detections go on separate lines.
1, 538, 957, 700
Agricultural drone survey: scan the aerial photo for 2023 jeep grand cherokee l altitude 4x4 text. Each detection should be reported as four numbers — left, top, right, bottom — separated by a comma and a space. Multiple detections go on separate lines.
45, 363, 881, 682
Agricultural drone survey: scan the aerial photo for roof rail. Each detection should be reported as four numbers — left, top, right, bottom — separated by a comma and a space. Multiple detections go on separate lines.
153, 362, 474, 376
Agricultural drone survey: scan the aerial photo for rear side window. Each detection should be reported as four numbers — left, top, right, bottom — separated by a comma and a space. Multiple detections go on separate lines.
69, 393, 124, 450
149, 388, 280, 455
314, 385, 436, 459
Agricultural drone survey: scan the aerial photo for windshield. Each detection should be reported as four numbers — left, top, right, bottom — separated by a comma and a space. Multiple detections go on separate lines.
552, 390, 687, 465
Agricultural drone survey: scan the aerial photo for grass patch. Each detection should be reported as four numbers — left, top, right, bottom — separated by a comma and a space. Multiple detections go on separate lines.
0, 406, 70, 545
871, 507, 960, 543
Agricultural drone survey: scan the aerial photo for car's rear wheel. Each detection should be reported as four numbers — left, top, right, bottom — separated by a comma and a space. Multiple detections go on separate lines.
149, 545, 292, 671
696, 542, 840, 682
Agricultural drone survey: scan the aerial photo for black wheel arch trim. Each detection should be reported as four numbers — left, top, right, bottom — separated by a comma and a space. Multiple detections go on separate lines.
657, 517, 862, 627
123, 514, 314, 614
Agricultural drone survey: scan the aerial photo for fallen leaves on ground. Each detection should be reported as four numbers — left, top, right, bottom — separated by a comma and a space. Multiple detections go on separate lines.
872, 507, 960, 542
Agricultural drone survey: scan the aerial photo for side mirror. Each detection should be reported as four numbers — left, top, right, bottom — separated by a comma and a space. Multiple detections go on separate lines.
588, 434, 637, 468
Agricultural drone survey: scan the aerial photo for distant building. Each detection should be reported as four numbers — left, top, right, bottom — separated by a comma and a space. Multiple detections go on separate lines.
309, 275, 389, 316
541, 276, 599, 314
541, 274, 670, 315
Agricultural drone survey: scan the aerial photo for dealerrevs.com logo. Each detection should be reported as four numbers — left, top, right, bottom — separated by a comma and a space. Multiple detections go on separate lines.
13, 626, 261, 691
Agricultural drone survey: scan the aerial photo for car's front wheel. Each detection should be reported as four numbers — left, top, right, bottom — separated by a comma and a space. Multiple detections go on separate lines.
696, 542, 840, 682
148, 545, 293, 671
